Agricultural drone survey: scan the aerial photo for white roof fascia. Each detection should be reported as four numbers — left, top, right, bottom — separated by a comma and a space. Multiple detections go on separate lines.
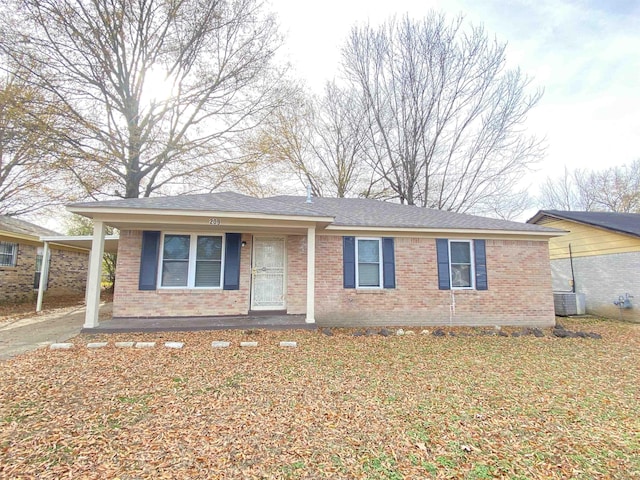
323, 225, 565, 238
66, 206, 334, 224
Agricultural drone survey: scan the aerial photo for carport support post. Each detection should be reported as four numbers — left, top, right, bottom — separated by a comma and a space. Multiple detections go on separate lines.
305, 226, 316, 323
84, 221, 106, 329
35, 241, 50, 312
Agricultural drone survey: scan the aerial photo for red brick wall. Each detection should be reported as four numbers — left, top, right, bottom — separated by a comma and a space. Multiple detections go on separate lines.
113, 230, 555, 327
286, 235, 307, 314
0, 242, 88, 304
0, 242, 38, 303
314, 235, 555, 327
48, 248, 88, 296
113, 230, 252, 317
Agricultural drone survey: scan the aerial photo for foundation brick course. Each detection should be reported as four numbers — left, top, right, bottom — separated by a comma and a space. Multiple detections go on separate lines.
113, 229, 555, 327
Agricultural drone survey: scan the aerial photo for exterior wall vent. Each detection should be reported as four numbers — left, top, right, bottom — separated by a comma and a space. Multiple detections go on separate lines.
553, 292, 586, 316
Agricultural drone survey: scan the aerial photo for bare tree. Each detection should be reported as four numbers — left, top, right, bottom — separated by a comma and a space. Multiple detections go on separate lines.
309, 82, 379, 198
340, 13, 544, 215
539, 167, 584, 211
0, 71, 70, 215
245, 86, 318, 195
244, 82, 379, 198
587, 160, 640, 212
539, 160, 640, 212
0, 0, 282, 200
66, 214, 117, 290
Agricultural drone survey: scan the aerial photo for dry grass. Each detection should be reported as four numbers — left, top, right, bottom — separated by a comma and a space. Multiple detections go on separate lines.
1, 317, 638, 479
0, 292, 112, 324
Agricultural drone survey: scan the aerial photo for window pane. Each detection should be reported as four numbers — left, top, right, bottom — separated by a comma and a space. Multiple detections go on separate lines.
450, 242, 471, 263
0, 242, 16, 267
358, 263, 380, 287
197, 236, 222, 261
162, 260, 188, 286
163, 235, 190, 260
195, 261, 221, 287
357, 239, 379, 263
451, 264, 472, 288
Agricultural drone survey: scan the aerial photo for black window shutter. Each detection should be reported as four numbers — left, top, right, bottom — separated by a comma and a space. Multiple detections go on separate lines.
382, 237, 395, 289
343, 236, 356, 288
223, 233, 242, 290
436, 238, 450, 290
474, 239, 488, 290
139, 231, 160, 290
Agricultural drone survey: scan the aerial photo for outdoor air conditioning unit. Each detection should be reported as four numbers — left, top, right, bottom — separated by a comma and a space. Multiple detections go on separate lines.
553, 292, 586, 316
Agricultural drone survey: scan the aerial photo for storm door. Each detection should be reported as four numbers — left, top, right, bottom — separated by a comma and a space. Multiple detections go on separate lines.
251, 237, 286, 310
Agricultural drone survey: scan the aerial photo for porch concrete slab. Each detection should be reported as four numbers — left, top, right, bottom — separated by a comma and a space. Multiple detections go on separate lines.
82, 313, 315, 334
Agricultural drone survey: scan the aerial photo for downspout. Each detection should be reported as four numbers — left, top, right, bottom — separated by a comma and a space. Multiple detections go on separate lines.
568, 243, 576, 293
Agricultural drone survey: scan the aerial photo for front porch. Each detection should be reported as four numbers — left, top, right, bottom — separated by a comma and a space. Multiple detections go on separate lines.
81, 312, 315, 334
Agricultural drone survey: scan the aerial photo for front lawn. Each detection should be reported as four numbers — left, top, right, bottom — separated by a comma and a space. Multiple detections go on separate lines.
1, 318, 638, 479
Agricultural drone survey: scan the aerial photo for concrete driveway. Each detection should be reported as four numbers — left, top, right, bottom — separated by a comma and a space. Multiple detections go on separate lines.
0, 303, 112, 360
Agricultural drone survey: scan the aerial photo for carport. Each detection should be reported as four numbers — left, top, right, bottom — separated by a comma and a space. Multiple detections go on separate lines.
36, 235, 119, 312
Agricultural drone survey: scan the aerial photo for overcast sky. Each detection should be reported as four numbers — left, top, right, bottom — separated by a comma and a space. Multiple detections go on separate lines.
270, 0, 640, 186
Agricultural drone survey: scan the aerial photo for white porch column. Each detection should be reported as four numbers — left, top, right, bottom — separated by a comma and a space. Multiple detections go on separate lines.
84, 249, 92, 305
35, 241, 50, 312
305, 226, 316, 324
84, 221, 106, 329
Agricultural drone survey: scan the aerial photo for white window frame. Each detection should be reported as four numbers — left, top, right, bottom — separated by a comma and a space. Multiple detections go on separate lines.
157, 233, 225, 289
448, 239, 475, 290
0, 241, 18, 267
355, 237, 383, 289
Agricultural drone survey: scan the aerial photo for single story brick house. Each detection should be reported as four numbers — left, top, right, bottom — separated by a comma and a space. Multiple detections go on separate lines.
528, 210, 640, 322
69, 192, 562, 329
0, 215, 90, 303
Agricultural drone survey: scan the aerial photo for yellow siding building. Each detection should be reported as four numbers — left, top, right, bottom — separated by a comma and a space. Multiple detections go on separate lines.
529, 210, 640, 322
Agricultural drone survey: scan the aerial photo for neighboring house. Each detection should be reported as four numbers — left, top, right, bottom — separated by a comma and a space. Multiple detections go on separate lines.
529, 210, 640, 322
69, 192, 561, 329
0, 216, 90, 303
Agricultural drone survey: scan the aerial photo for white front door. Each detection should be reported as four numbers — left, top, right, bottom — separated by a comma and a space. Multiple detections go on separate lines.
251, 237, 286, 310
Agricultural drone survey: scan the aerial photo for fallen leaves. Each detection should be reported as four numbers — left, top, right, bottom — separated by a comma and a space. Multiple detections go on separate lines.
0, 317, 638, 479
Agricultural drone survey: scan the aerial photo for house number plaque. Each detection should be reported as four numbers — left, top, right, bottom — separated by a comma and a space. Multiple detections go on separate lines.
208, 218, 221, 225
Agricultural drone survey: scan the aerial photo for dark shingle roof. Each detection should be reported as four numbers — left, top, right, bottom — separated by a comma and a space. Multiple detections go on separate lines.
69, 192, 327, 218
529, 210, 640, 237
0, 215, 60, 238
270, 196, 556, 232
69, 192, 558, 234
